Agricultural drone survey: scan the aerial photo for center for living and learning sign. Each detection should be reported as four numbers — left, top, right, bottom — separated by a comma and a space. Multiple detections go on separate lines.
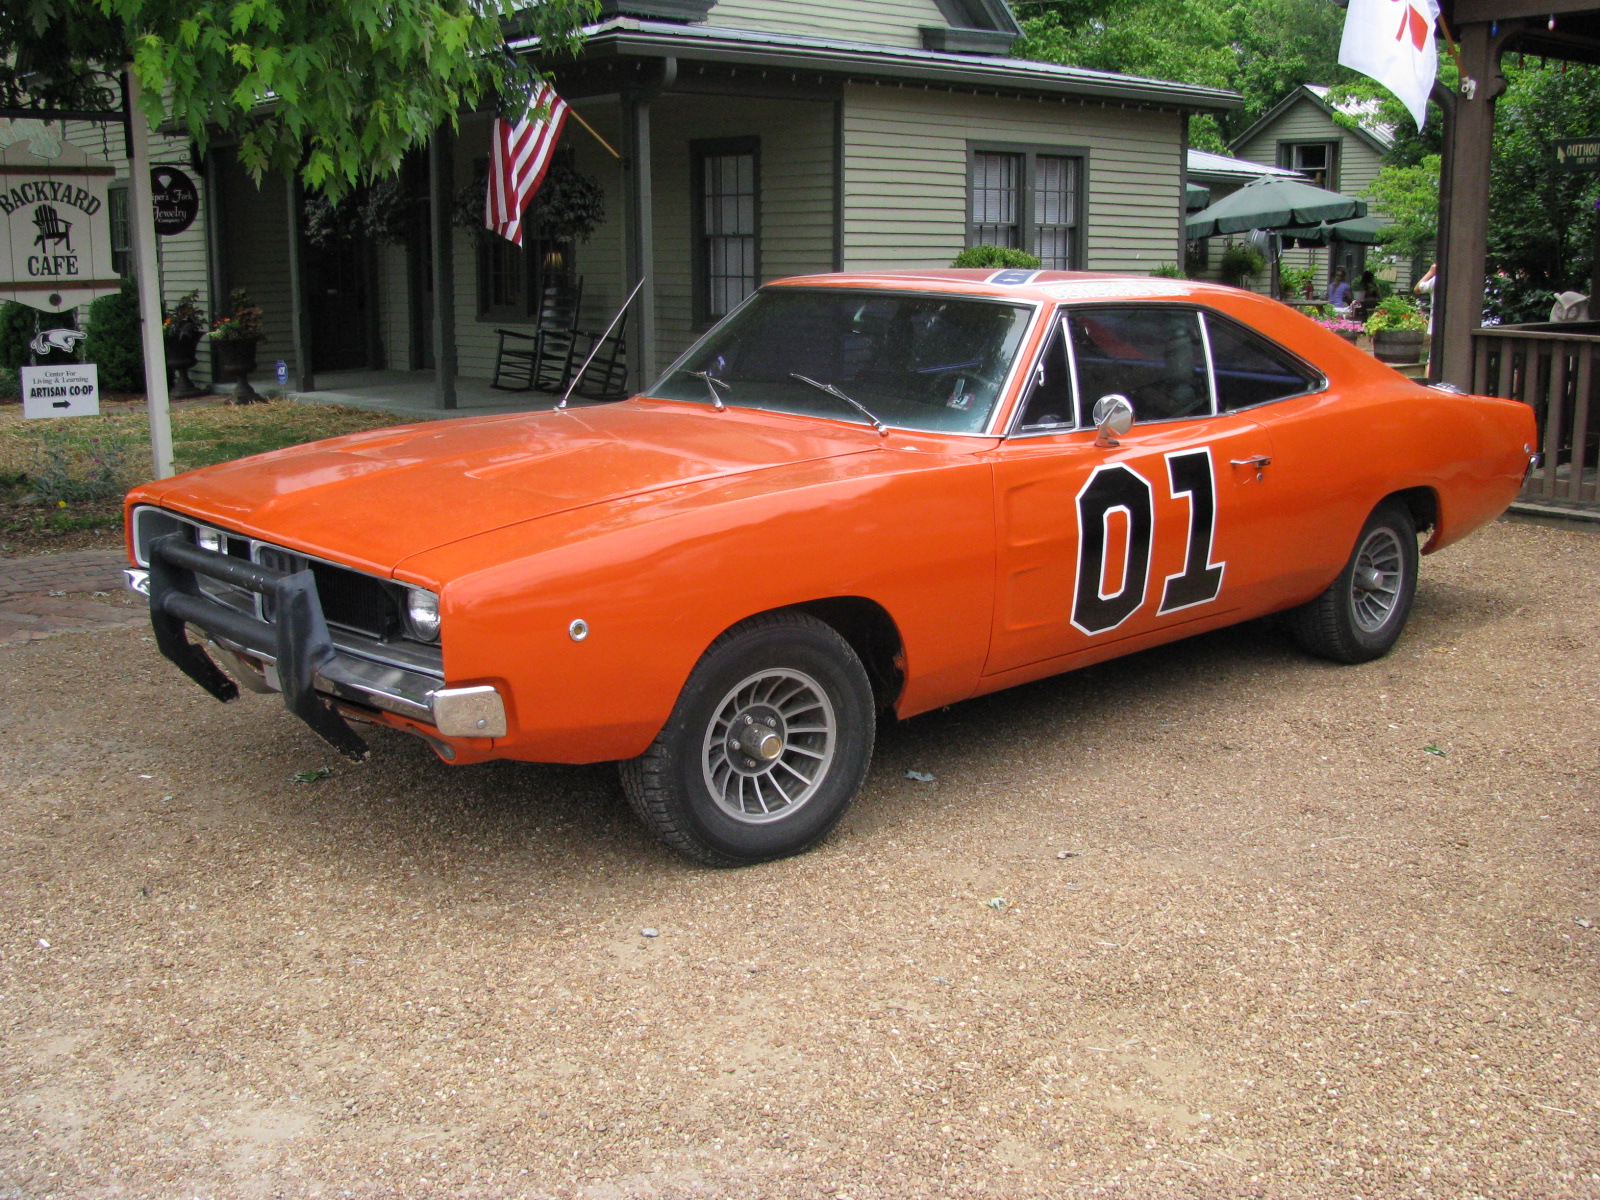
0, 132, 121, 313
21, 363, 100, 418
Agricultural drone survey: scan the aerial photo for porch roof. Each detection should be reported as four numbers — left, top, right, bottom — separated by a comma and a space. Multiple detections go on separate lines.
513, 16, 1242, 113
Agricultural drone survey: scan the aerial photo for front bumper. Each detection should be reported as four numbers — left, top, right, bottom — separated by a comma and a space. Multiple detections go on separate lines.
129, 536, 505, 759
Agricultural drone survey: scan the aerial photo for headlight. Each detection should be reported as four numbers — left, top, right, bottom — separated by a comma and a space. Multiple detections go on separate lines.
404, 588, 441, 643
195, 526, 224, 554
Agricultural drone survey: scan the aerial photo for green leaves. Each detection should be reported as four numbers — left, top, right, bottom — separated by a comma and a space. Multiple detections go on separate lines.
1014, 0, 1352, 149
7, 0, 600, 199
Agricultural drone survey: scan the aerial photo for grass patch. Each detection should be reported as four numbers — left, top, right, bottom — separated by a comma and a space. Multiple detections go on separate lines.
0, 397, 409, 557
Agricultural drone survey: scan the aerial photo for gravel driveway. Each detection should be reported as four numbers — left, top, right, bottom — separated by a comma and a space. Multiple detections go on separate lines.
2, 517, 1597, 1199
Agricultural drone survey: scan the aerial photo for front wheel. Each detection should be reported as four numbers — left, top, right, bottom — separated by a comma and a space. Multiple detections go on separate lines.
1288, 499, 1419, 664
619, 611, 876, 866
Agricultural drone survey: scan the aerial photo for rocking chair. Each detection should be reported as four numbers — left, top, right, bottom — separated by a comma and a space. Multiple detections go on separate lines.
491, 276, 584, 392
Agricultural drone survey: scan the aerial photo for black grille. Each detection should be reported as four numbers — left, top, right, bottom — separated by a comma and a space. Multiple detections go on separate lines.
254, 547, 399, 639
309, 560, 400, 639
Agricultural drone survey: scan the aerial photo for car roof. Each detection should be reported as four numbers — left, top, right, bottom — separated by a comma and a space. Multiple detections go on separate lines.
766, 269, 1255, 307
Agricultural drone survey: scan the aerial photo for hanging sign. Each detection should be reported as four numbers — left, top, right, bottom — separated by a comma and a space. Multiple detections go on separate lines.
1554, 138, 1600, 173
0, 131, 120, 313
150, 165, 199, 235
21, 362, 100, 418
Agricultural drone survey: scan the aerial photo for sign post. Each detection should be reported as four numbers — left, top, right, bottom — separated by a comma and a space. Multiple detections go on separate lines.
125, 69, 175, 480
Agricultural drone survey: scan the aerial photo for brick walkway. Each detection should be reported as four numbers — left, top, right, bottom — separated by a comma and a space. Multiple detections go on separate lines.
0, 549, 147, 644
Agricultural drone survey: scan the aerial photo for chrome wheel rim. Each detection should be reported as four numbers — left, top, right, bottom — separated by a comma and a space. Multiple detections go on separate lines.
1351, 527, 1405, 632
702, 668, 837, 825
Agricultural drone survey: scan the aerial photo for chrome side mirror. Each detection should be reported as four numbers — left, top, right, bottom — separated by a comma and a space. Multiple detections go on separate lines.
1091, 393, 1134, 447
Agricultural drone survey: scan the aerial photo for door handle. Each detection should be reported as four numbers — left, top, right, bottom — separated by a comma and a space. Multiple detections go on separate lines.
1231, 454, 1271, 481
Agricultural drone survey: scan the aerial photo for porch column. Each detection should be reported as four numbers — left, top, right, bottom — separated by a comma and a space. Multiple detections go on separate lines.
429, 128, 458, 410
623, 91, 656, 395
1436, 21, 1511, 388
286, 177, 314, 392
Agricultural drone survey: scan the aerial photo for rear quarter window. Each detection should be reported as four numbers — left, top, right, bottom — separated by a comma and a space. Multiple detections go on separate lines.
1205, 314, 1321, 411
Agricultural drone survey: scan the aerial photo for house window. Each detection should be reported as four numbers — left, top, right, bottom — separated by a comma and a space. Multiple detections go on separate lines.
475, 152, 575, 322
1280, 141, 1338, 190
693, 138, 759, 325
108, 185, 131, 276
969, 146, 1084, 270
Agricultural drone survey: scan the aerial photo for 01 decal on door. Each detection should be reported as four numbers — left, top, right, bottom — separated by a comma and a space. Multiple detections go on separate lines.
1071, 447, 1226, 635
988, 416, 1275, 678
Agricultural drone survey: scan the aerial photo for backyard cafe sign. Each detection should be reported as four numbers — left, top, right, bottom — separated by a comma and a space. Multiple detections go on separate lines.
0, 134, 121, 313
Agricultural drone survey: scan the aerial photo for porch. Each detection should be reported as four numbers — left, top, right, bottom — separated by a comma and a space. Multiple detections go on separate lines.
1471, 323, 1600, 512
1433, 2, 1600, 517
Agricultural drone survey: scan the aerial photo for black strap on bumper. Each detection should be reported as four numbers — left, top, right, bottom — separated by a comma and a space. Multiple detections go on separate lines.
147, 534, 369, 761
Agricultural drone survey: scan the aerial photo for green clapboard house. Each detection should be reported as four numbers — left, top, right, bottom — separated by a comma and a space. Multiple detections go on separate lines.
51, 0, 1243, 400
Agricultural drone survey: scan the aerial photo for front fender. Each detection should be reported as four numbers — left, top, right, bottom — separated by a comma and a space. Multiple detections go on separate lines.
401, 451, 997, 763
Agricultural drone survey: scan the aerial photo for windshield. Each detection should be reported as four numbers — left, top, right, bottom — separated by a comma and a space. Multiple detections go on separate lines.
649, 288, 1035, 434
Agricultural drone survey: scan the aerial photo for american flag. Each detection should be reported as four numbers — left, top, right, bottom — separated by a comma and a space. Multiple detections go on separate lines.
485, 82, 570, 245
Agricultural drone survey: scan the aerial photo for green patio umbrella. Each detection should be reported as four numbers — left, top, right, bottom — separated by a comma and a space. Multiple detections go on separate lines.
1185, 182, 1211, 211
1281, 214, 1383, 247
1184, 175, 1368, 239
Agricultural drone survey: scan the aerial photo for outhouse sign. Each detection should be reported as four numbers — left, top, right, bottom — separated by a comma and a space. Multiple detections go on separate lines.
0, 135, 121, 313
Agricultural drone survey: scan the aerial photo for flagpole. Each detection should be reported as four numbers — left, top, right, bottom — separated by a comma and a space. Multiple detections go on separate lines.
1434, 14, 1474, 94
565, 108, 621, 160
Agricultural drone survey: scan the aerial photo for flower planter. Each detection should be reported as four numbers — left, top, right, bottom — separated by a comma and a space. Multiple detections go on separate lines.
1372, 329, 1425, 364
1334, 329, 1360, 344
212, 337, 264, 403
164, 328, 205, 399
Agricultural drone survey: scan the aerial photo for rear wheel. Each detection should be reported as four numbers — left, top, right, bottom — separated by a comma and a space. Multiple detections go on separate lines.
619, 611, 876, 866
1288, 499, 1419, 664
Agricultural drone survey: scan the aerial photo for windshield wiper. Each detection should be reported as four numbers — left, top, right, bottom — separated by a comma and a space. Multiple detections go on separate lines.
687, 369, 730, 411
789, 374, 889, 437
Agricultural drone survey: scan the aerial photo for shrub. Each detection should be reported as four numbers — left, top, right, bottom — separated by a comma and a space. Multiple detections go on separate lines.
23, 423, 139, 504
951, 245, 1042, 269
1148, 262, 1186, 278
82, 278, 146, 392
0, 301, 79, 370
0, 366, 18, 401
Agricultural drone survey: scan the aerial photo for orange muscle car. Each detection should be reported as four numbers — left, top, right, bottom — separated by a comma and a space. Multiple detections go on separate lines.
124, 271, 1536, 865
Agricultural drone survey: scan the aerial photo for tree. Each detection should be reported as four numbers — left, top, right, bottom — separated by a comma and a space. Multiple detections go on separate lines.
2, 0, 599, 196
1012, 0, 1352, 151
1346, 56, 1600, 316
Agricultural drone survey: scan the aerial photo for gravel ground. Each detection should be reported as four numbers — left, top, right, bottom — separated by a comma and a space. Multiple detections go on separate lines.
2, 516, 1597, 1200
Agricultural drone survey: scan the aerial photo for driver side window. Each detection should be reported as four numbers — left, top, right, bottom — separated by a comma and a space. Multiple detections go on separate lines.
1066, 307, 1211, 424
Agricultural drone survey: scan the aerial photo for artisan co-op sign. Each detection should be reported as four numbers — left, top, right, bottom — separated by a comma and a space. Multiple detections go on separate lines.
0, 136, 121, 313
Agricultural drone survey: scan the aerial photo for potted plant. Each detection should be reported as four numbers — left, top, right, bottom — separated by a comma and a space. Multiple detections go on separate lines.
162, 290, 206, 398
1315, 314, 1366, 344
1364, 296, 1427, 363
1219, 242, 1265, 288
1279, 264, 1316, 301
208, 288, 266, 403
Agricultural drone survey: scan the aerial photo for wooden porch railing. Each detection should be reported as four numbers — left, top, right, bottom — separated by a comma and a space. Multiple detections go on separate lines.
1470, 322, 1600, 510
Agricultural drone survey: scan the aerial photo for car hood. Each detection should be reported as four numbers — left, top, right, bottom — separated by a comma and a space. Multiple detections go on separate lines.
140, 401, 879, 575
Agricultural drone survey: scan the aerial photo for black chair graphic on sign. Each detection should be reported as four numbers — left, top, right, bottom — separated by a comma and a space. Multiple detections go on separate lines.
33, 205, 73, 253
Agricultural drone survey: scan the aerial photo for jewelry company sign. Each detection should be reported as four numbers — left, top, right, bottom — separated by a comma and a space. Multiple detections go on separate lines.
0, 134, 121, 313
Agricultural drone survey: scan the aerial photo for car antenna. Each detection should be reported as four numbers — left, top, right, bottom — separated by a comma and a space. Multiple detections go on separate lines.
557, 278, 646, 411
687, 370, 729, 410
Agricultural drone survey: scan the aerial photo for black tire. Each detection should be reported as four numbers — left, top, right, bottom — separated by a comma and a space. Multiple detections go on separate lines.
1288, 499, 1419, 664
618, 611, 876, 866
